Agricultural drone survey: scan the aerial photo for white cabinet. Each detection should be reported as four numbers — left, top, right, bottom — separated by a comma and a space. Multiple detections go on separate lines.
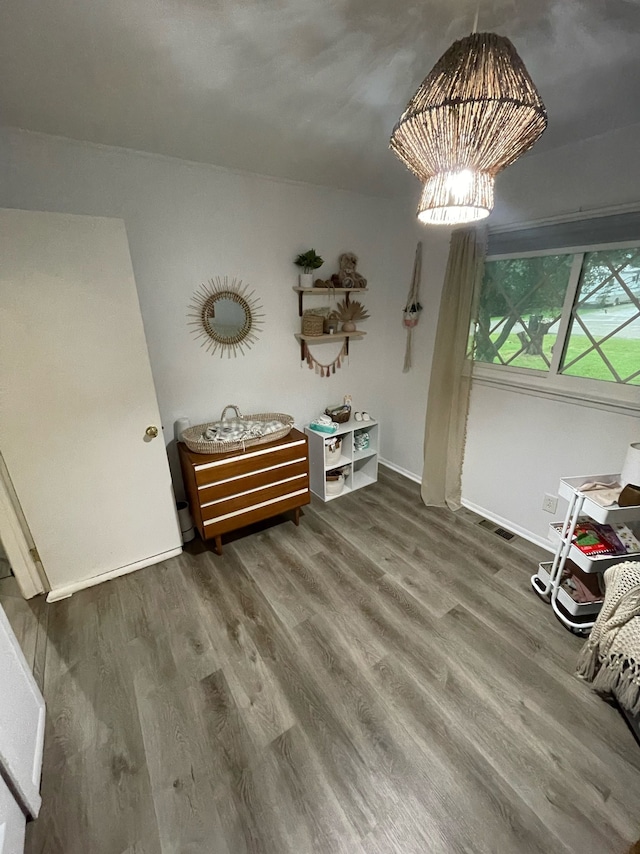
305, 420, 379, 501
531, 473, 640, 633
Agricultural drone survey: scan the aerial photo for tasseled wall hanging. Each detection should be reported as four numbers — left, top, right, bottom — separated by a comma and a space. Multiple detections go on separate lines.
402, 241, 423, 373
303, 341, 347, 378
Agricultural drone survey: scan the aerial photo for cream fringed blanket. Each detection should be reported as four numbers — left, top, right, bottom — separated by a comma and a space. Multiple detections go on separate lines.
577, 561, 640, 715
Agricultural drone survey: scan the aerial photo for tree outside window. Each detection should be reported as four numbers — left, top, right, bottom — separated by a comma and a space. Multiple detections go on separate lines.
472, 245, 640, 386
473, 255, 572, 371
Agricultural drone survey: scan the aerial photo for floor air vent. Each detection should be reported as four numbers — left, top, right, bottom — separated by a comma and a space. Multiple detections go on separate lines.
478, 519, 516, 541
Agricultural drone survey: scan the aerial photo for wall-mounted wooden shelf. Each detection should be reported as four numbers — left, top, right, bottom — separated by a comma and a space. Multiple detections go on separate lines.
294, 330, 365, 360
294, 331, 366, 343
294, 284, 369, 367
293, 286, 368, 316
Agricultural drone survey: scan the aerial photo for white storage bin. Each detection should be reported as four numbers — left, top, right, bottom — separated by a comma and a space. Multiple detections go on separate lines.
325, 474, 345, 496
537, 562, 603, 617
324, 436, 342, 466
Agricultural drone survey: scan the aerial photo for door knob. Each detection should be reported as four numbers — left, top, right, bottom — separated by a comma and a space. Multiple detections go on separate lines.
145, 425, 159, 438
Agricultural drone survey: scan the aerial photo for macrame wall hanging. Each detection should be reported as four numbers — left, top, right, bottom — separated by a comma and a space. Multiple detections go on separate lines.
402, 242, 423, 373
303, 341, 348, 378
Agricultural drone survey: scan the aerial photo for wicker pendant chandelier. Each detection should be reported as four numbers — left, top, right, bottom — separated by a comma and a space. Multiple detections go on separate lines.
390, 32, 547, 225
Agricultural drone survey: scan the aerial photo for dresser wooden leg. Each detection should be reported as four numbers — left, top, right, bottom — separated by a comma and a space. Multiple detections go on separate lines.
214, 535, 222, 555
294, 507, 300, 526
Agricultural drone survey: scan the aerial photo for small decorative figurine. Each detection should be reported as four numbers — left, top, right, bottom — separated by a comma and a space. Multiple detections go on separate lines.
337, 253, 367, 289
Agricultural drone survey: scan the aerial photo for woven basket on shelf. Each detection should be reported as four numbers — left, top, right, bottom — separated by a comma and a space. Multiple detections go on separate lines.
302, 314, 324, 336
181, 405, 294, 455
325, 404, 351, 424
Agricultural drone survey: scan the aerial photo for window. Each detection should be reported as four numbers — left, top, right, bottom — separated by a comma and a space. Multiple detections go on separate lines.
561, 248, 640, 385
473, 253, 572, 372
470, 237, 640, 412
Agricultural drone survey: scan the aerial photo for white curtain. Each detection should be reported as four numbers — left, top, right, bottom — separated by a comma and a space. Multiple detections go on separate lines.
421, 227, 487, 509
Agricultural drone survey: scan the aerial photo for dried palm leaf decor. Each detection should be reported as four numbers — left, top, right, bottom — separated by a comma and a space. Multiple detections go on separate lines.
390, 32, 547, 225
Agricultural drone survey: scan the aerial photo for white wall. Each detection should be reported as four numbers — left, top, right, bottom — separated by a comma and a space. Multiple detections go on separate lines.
492, 121, 640, 227
463, 122, 640, 546
463, 386, 639, 547
0, 127, 450, 489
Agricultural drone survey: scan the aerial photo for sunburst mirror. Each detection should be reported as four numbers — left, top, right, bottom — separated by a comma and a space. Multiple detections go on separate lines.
188, 277, 264, 357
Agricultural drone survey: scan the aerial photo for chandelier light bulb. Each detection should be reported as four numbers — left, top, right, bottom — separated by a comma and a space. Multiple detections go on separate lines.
447, 169, 474, 200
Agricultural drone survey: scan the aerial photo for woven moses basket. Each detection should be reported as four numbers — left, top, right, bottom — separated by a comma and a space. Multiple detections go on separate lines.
181, 405, 294, 455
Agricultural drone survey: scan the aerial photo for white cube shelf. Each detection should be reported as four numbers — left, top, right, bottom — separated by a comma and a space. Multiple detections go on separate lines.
305, 420, 379, 502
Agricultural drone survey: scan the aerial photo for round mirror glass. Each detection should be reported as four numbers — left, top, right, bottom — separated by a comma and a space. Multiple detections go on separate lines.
205, 296, 248, 341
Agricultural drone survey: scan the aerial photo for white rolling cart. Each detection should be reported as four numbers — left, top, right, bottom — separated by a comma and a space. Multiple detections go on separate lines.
531, 473, 640, 634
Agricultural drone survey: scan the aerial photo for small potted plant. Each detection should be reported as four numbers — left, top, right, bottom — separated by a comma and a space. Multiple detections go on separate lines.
403, 301, 422, 328
329, 299, 370, 333
294, 249, 324, 288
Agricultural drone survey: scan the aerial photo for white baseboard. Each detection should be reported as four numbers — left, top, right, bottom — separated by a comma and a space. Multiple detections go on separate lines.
460, 499, 553, 553
46, 546, 183, 602
378, 458, 422, 484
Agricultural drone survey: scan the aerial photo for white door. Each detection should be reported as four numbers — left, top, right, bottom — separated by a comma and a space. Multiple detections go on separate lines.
0, 603, 45, 854
0, 773, 26, 854
0, 209, 182, 600
0, 604, 44, 817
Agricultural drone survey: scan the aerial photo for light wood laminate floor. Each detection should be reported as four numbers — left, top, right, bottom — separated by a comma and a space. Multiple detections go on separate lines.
4, 467, 640, 853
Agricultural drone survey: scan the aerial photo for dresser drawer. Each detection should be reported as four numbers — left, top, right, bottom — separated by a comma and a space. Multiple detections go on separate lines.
201, 475, 309, 524
193, 436, 308, 486
198, 457, 308, 504
203, 488, 310, 536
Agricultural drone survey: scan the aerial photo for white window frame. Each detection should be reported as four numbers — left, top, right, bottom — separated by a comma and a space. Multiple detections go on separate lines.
471, 239, 640, 416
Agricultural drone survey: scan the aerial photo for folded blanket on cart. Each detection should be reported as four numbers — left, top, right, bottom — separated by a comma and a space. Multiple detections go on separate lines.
577, 561, 640, 715
202, 419, 285, 443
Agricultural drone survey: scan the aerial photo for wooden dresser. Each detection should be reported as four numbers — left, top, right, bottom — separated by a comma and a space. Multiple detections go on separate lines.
178, 429, 310, 554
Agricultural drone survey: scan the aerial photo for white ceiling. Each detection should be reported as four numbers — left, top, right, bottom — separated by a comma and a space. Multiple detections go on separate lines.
2, 0, 640, 197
